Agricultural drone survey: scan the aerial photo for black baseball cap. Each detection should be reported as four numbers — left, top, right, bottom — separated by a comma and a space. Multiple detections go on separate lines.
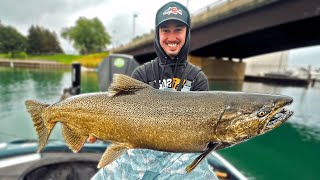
155, 1, 190, 27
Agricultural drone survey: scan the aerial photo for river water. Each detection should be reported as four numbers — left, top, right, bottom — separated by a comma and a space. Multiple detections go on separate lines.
0, 67, 319, 180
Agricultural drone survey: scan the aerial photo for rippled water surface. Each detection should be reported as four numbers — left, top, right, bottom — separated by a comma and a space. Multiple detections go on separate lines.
1, 67, 319, 180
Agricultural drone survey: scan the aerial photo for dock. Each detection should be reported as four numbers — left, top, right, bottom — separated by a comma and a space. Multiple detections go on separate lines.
0, 59, 70, 69
245, 75, 311, 86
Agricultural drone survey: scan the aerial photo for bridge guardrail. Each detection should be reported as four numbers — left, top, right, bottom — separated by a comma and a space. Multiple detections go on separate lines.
191, 0, 228, 17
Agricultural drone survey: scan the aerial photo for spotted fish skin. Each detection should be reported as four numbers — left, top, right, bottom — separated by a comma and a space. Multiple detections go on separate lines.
25, 74, 293, 172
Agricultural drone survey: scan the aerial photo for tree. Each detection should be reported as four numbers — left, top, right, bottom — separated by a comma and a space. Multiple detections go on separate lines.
61, 17, 111, 54
0, 24, 27, 56
27, 25, 63, 54
27, 26, 41, 54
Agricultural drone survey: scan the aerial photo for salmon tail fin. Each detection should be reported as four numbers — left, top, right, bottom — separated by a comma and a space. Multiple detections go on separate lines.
25, 100, 52, 153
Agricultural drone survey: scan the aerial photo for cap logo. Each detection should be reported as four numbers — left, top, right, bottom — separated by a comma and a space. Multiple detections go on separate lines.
163, 7, 182, 15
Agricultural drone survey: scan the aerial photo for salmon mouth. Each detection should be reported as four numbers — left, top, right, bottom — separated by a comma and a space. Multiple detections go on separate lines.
265, 108, 293, 131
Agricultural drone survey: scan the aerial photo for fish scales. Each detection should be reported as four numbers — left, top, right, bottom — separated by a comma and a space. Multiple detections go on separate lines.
25, 74, 293, 172
47, 91, 219, 152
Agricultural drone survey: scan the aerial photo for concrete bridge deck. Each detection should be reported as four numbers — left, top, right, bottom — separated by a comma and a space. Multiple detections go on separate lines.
113, 0, 320, 63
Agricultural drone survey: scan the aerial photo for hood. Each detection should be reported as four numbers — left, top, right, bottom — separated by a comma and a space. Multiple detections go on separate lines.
154, 1, 191, 65
154, 30, 190, 65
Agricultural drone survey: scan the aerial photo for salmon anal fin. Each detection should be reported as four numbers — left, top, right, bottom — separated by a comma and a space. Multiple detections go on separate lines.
62, 124, 87, 153
186, 142, 220, 173
97, 143, 131, 168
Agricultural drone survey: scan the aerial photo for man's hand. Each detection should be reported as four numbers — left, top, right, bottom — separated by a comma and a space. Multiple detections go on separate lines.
87, 134, 97, 143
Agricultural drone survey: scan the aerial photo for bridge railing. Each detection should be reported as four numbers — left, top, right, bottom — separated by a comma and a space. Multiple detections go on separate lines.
191, 0, 229, 17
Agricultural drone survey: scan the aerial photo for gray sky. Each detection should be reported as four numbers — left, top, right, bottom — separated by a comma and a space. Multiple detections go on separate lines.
1, 0, 319, 67
0, 0, 216, 54
289, 46, 320, 67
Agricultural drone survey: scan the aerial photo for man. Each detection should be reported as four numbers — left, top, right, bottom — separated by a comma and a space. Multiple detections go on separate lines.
131, 1, 208, 91
91, 1, 218, 179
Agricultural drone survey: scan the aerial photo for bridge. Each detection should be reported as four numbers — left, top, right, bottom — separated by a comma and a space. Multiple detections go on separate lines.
112, 0, 320, 80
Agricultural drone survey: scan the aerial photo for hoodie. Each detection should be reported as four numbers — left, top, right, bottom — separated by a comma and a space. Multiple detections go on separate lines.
131, 3, 208, 91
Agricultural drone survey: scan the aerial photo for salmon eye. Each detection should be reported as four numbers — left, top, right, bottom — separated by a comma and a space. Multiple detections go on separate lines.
257, 111, 267, 117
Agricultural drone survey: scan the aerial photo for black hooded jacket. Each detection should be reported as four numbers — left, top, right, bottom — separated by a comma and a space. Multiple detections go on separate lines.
131, 37, 208, 91
131, 55, 209, 91
131, 3, 208, 91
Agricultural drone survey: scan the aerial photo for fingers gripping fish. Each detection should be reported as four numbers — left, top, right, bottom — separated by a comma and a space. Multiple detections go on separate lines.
25, 74, 293, 172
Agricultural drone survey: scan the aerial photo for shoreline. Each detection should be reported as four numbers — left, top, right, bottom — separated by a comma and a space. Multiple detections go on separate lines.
0, 59, 70, 69
0, 59, 97, 71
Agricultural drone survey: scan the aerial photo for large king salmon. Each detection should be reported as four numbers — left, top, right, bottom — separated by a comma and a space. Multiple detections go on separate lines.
25, 74, 293, 172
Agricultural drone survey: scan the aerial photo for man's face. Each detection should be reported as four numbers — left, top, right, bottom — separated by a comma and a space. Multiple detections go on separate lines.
159, 20, 187, 59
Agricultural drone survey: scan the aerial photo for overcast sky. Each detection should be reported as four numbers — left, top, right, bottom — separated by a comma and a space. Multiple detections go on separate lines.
1, 0, 319, 67
0, 0, 216, 54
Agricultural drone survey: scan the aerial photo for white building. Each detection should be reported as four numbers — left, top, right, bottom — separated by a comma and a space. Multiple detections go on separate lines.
244, 51, 289, 76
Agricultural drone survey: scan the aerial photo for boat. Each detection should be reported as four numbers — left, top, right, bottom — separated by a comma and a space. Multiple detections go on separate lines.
0, 139, 246, 180
0, 140, 106, 180
245, 68, 311, 86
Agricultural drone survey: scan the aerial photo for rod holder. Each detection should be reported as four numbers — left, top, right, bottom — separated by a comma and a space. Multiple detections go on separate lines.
71, 62, 81, 95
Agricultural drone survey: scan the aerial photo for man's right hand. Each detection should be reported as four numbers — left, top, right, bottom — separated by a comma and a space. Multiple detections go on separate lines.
87, 134, 97, 143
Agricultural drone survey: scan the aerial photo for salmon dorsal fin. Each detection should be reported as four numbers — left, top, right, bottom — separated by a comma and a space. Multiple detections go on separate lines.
108, 74, 150, 97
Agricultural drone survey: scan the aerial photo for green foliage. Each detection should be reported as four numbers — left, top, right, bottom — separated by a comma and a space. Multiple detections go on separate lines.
27, 25, 64, 55
29, 54, 81, 64
28, 52, 109, 67
0, 53, 12, 58
0, 24, 27, 56
77, 52, 109, 68
0, 51, 28, 59
61, 17, 111, 55
12, 51, 28, 59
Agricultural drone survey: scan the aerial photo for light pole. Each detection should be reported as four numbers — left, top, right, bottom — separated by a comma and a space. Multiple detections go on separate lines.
132, 14, 138, 39
112, 30, 117, 47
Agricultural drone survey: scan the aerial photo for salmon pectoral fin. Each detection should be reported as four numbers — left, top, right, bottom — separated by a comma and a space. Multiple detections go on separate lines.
62, 124, 87, 153
186, 142, 220, 173
97, 143, 131, 168
25, 100, 51, 153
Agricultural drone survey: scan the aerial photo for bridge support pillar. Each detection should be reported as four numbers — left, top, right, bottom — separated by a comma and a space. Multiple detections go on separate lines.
188, 55, 246, 81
